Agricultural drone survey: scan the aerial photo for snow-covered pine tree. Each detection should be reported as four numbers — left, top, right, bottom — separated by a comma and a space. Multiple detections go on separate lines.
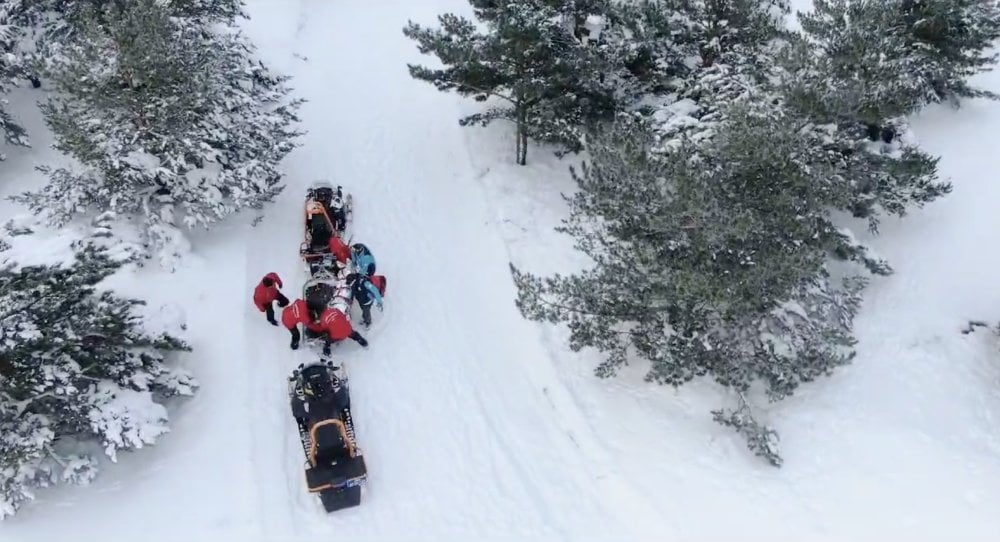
403, 0, 616, 165
611, 0, 789, 145
0, 0, 30, 149
13, 0, 302, 267
791, 0, 1000, 128
601, 0, 690, 99
897, 0, 1000, 102
511, 105, 898, 465
0, 224, 196, 519
24, 0, 246, 39
678, 0, 790, 68
775, 40, 951, 228
634, 1, 950, 233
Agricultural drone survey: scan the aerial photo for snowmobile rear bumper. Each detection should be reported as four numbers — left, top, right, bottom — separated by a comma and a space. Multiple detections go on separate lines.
306, 456, 366, 512
317, 485, 362, 512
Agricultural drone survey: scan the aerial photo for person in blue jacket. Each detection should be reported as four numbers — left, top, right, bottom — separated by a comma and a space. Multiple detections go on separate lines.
351, 243, 376, 276
346, 273, 383, 327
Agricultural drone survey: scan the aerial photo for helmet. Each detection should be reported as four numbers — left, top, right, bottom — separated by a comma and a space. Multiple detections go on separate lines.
345, 273, 359, 285
351, 243, 363, 254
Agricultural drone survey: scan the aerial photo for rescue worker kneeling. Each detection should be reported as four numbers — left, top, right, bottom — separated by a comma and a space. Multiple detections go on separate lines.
282, 297, 368, 353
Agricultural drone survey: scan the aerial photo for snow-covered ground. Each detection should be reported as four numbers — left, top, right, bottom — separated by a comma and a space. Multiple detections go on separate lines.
2, 0, 1000, 540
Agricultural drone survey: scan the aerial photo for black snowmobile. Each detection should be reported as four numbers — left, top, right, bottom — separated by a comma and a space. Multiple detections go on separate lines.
288, 360, 367, 512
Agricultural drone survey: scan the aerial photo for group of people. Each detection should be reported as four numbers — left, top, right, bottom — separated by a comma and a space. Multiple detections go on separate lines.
252, 241, 386, 356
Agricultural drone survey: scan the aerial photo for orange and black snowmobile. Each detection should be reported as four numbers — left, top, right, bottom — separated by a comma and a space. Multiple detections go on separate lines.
300, 182, 352, 277
288, 360, 367, 512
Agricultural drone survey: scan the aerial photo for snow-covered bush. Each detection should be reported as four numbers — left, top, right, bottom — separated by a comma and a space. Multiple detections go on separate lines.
0, 222, 195, 519
13, 0, 302, 267
403, 0, 618, 165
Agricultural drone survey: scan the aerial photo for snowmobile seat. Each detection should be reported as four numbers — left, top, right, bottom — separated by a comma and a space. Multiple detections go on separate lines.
308, 419, 355, 466
308, 212, 333, 250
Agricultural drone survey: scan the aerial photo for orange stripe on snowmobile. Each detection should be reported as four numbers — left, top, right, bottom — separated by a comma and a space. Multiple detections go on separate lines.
307, 418, 356, 467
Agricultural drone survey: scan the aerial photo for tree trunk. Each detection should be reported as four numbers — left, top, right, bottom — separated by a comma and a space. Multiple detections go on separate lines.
515, 102, 528, 166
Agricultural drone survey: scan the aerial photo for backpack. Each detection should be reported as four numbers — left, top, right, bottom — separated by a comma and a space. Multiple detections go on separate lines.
370, 275, 387, 296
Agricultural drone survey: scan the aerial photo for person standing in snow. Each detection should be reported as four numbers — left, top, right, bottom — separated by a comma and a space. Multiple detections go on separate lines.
351, 243, 376, 276
253, 272, 289, 326
282, 297, 326, 350
346, 273, 383, 328
316, 305, 368, 355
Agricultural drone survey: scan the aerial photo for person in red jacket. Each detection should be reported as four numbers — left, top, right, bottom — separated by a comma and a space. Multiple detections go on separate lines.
282, 298, 327, 350
253, 272, 289, 326
316, 306, 368, 355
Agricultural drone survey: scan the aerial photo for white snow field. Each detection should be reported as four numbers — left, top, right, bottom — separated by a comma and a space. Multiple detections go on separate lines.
3, 0, 1000, 540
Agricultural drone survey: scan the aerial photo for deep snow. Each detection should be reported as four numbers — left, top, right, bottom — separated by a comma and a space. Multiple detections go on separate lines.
2, 0, 1000, 540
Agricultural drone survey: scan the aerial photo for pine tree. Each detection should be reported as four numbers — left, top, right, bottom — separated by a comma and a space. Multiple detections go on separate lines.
510, 106, 907, 465
24, 0, 246, 38
403, 0, 616, 165
897, 0, 1000, 102
0, 223, 196, 519
613, 0, 790, 143
790, 0, 1000, 128
0, 0, 30, 150
775, 45, 951, 228
12, 0, 302, 268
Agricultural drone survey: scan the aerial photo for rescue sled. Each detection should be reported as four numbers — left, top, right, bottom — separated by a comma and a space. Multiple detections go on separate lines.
288, 360, 367, 512
300, 182, 353, 277
301, 274, 354, 349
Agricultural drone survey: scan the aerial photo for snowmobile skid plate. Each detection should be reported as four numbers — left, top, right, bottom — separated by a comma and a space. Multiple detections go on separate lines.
289, 361, 367, 513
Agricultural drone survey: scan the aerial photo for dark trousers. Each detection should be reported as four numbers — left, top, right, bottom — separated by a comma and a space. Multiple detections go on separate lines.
265, 293, 290, 323
359, 302, 373, 325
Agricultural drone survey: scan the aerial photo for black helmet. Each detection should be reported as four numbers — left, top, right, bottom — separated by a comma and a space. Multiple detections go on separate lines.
345, 273, 359, 285
351, 243, 363, 254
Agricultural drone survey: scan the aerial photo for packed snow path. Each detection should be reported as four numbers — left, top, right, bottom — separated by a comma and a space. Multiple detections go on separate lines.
237, 0, 664, 540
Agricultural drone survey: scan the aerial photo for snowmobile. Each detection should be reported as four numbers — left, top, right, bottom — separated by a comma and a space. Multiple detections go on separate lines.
301, 274, 354, 349
300, 182, 353, 277
288, 360, 367, 512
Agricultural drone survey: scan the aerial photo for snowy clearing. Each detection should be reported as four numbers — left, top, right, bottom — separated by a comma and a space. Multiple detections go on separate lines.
1, 0, 999, 540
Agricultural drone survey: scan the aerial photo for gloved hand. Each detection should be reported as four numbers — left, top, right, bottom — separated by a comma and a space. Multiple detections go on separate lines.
277, 297, 289, 308
290, 338, 299, 350
377, 302, 384, 312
